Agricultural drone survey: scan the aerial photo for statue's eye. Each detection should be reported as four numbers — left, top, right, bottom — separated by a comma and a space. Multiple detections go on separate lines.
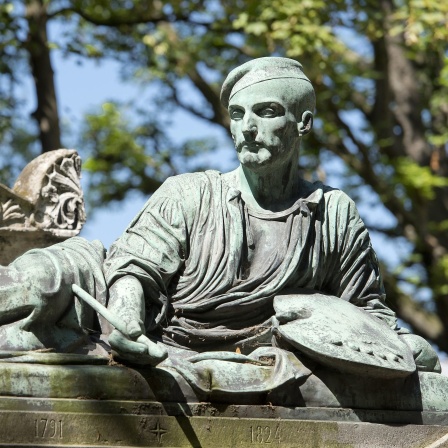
259, 107, 277, 117
230, 108, 244, 120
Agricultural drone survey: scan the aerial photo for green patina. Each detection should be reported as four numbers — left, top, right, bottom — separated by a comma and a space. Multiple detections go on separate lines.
0, 58, 444, 421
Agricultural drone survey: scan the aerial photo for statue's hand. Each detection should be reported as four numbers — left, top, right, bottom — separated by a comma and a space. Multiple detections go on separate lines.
400, 333, 441, 373
108, 319, 168, 366
107, 276, 167, 366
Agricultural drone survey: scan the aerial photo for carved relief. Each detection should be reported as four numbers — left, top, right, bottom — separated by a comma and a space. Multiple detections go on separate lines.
0, 149, 86, 264
0, 149, 86, 233
0, 199, 26, 226
34, 152, 86, 231
0, 183, 30, 229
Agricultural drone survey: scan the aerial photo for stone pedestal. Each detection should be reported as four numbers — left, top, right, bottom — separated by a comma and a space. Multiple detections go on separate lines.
0, 354, 448, 447
0, 397, 447, 447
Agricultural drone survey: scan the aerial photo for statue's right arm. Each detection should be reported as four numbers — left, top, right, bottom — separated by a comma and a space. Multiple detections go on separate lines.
107, 274, 168, 364
103, 178, 190, 364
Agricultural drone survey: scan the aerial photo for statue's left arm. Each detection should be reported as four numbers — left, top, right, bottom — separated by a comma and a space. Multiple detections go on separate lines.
321, 191, 399, 330
320, 190, 441, 372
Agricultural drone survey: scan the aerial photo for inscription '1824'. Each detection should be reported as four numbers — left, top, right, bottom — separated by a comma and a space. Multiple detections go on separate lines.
34, 419, 63, 439
249, 425, 281, 444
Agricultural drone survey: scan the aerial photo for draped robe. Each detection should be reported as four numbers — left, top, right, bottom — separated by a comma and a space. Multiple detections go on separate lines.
104, 169, 398, 356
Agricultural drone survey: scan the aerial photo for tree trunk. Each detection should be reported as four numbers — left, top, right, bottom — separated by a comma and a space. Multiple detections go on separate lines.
25, 0, 61, 153
368, 0, 448, 351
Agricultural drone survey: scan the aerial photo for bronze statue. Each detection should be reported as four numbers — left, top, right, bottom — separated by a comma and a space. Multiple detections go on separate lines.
0, 58, 442, 402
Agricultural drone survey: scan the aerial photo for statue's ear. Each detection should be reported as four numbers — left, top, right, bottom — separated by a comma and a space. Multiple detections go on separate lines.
298, 111, 313, 136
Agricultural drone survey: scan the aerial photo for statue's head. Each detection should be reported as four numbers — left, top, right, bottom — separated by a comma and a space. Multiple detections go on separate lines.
221, 57, 315, 171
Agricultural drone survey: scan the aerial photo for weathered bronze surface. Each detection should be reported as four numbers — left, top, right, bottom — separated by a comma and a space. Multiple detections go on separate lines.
0, 58, 445, 440
273, 294, 416, 377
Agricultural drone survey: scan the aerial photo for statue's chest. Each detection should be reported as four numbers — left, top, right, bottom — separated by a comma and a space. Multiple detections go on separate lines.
239, 216, 289, 280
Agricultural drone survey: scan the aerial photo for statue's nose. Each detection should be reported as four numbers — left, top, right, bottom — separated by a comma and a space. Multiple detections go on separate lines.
242, 125, 258, 141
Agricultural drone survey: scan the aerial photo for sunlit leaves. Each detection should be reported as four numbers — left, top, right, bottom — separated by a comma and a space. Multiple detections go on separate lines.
393, 158, 448, 201
432, 255, 448, 295
79, 101, 215, 207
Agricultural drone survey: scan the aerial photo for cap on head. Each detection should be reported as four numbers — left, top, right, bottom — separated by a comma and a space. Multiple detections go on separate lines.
220, 57, 312, 108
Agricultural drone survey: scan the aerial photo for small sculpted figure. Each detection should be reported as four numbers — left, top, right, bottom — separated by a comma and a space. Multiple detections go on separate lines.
0, 58, 441, 393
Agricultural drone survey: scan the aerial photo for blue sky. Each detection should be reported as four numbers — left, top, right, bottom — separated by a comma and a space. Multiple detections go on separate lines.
43, 50, 236, 247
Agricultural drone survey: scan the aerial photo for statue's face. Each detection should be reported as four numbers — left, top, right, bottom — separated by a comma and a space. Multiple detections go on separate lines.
229, 79, 301, 171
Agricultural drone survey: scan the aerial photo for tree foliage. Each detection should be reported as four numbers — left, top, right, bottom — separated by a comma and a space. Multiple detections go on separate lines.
1, 0, 448, 351
80, 101, 216, 206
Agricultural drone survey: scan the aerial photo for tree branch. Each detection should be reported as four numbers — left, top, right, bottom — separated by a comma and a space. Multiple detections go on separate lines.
322, 110, 418, 235
367, 224, 402, 238
49, 6, 211, 28
381, 269, 446, 348
25, 0, 62, 152
187, 66, 230, 130
375, 0, 431, 165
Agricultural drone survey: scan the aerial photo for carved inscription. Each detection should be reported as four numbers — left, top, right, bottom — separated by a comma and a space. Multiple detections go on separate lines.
149, 420, 167, 445
249, 425, 281, 444
34, 418, 63, 440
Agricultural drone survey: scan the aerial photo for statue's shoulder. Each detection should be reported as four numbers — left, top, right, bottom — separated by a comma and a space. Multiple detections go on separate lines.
154, 170, 222, 200
309, 181, 356, 207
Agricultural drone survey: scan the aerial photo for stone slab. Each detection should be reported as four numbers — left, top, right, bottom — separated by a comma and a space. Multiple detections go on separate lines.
0, 228, 76, 266
1, 397, 448, 447
0, 362, 152, 400
2, 359, 448, 414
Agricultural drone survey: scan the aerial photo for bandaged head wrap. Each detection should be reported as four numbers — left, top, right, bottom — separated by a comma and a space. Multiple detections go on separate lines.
220, 57, 312, 108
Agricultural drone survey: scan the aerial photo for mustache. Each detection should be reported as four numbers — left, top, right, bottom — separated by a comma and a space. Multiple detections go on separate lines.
236, 140, 266, 152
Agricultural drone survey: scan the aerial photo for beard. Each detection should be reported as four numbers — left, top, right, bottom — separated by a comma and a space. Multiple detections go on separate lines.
238, 149, 271, 167
236, 141, 280, 170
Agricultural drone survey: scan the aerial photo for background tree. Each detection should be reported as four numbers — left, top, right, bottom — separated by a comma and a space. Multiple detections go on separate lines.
0, 0, 217, 186
1, 0, 448, 352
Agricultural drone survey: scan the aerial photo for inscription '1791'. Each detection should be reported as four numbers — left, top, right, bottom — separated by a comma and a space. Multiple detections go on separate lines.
249, 425, 281, 444
34, 419, 63, 439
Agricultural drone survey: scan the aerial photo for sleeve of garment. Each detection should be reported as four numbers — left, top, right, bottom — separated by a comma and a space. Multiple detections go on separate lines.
103, 187, 189, 315
322, 191, 400, 330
